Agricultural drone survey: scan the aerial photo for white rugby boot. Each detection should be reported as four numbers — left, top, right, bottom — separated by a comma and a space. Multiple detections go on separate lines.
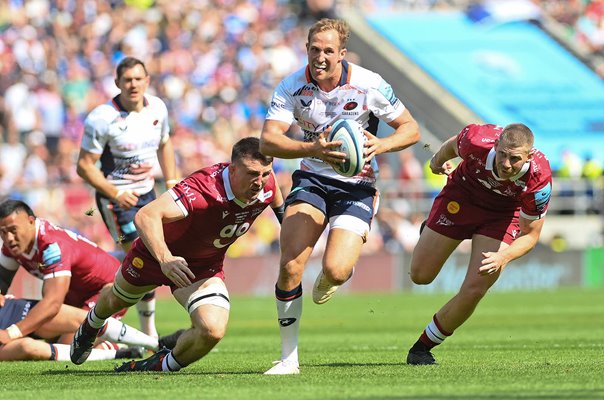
264, 359, 300, 375
312, 270, 341, 304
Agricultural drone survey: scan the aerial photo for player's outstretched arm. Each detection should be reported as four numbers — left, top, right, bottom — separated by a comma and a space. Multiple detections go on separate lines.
479, 217, 545, 276
1, 276, 70, 343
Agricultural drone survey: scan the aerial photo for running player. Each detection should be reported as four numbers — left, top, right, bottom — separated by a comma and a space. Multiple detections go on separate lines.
406, 123, 552, 365
76, 57, 178, 337
259, 18, 420, 374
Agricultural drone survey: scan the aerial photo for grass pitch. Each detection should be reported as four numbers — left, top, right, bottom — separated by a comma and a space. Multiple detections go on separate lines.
1, 288, 603, 399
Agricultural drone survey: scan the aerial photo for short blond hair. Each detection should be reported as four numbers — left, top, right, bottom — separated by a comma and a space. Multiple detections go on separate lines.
307, 18, 350, 49
500, 123, 534, 150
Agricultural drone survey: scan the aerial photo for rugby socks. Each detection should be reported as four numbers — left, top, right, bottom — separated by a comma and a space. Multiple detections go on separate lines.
49, 343, 117, 361
136, 291, 158, 338
97, 317, 159, 350
275, 284, 303, 364
162, 351, 183, 372
417, 314, 452, 349
87, 307, 109, 330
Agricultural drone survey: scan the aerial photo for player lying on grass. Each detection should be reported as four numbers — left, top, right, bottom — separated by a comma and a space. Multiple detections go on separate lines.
70, 137, 284, 372
406, 123, 552, 365
0, 199, 157, 344
0, 295, 181, 361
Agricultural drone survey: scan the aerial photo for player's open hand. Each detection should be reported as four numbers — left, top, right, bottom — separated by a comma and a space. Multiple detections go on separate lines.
478, 251, 508, 276
316, 129, 347, 166
160, 256, 195, 288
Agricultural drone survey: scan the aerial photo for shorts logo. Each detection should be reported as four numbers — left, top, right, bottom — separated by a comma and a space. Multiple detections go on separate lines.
132, 257, 144, 269
446, 201, 460, 214
437, 214, 454, 226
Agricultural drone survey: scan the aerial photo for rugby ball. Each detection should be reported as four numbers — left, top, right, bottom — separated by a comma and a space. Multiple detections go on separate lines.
327, 119, 366, 177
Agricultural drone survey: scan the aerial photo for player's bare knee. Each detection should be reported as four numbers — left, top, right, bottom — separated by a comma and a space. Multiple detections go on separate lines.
321, 267, 351, 286
17, 338, 47, 360
409, 269, 436, 285
280, 258, 305, 282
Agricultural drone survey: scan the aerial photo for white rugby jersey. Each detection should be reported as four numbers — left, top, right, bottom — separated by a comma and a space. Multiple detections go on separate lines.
266, 60, 405, 186
80, 94, 170, 195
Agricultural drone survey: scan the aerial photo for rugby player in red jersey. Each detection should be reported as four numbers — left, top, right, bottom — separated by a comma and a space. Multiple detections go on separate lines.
406, 123, 553, 365
71, 137, 284, 372
0, 200, 179, 357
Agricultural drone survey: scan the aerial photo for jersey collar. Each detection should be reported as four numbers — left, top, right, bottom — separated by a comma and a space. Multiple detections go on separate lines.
486, 147, 530, 181
222, 166, 262, 208
305, 59, 351, 88
111, 95, 149, 112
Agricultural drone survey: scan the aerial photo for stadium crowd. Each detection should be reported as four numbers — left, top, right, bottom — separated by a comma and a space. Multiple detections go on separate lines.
0, 0, 602, 258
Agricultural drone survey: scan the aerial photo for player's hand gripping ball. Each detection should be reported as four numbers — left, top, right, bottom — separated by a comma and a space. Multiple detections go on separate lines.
327, 119, 366, 177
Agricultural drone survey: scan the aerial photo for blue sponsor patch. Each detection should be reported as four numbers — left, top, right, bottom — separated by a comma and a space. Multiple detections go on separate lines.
42, 243, 62, 266
534, 182, 551, 210
378, 81, 398, 106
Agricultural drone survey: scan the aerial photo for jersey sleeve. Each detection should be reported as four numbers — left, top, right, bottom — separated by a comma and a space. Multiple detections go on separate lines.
39, 242, 73, 280
80, 109, 110, 154
265, 79, 295, 126
365, 75, 405, 123
168, 175, 210, 217
520, 156, 553, 220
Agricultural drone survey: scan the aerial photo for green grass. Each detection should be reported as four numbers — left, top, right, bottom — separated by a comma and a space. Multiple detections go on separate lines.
1, 288, 603, 399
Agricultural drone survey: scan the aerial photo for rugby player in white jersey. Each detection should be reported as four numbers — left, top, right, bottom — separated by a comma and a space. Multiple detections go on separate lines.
259, 18, 421, 374
76, 57, 178, 338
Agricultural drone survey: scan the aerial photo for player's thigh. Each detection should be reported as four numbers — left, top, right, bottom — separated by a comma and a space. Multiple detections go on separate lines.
409, 226, 461, 283
280, 201, 327, 267
461, 234, 509, 294
109, 269, 158, 311
34, 304, 86, 339
172, 277, 230, 335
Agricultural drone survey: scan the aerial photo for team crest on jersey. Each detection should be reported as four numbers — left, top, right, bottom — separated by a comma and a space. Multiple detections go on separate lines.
343, 101, 358, 110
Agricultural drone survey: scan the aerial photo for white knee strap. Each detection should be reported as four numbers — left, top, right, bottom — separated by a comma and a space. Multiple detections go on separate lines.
112, 282, 147, 305
187, 282, 230, 315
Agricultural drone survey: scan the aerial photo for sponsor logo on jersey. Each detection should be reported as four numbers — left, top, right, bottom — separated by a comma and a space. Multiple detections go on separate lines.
132, 257, 144, 269
300, 99, 312, 108
343, 101, 358, 110
222, 211, 229, 219
278, 318, 297, 327
42, 243, 62, 266
446, 201, 460, 214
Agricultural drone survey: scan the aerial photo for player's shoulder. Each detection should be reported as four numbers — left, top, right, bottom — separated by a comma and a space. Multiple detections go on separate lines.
529, 148, 553, 182
459, 123, 502, 143
278, 66, 313, 92
85, 101, 118, 123
348, 62, 384, 89
145, 94, 168, 110
184, 163, 228, 192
